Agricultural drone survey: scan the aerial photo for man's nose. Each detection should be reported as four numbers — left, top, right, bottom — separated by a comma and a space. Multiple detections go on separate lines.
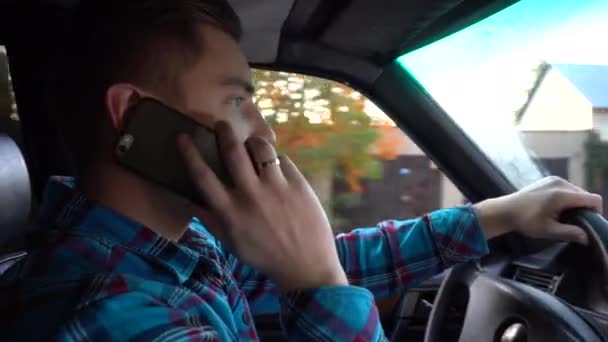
255, 123, 276, 146
251, 107, 277, 146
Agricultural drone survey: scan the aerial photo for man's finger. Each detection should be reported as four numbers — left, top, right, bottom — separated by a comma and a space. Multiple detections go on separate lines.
549, 223, 589, 245
279, 155, 306, 184
245, 137, 284, 183
554, 191, 603, 215
215, 121, 257, 190
178, 134, 231, 210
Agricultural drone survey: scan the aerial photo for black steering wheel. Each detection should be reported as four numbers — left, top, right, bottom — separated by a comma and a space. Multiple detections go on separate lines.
393, 210, 608, 341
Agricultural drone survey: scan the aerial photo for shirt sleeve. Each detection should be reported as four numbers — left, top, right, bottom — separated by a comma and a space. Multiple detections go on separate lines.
227, 250, 282, 315
280, 285, 387, 341
337, 205, 489, 298
229, 205, 489, 315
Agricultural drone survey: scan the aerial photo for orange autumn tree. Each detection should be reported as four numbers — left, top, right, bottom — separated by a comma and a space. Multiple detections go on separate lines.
253, 70, 399, 220
373, 124, 404, 160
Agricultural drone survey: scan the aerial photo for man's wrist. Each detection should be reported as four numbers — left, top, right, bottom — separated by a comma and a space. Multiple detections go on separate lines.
474, 198, 514, 239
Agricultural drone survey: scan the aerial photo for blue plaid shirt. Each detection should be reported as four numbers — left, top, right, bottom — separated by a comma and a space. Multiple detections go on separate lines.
0, 177, 488, 341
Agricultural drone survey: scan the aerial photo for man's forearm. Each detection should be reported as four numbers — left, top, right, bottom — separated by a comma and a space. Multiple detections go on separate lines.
335, 205, 490, 299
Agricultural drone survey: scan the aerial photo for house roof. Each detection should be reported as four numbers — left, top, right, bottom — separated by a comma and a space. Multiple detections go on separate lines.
515, 63, 608, 124
552, 64, 608, 109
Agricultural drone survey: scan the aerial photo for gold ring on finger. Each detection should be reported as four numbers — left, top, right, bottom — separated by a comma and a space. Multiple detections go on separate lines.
260, 157, 281, 169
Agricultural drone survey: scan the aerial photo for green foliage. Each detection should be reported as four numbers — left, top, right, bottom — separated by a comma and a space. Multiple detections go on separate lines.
253, 69, 387, 223
331, 192, 361, 208
586, 131, 608, 191
254, 70, 383, 184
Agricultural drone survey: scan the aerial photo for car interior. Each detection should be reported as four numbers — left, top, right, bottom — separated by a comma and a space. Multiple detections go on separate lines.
1, 0, 608, 341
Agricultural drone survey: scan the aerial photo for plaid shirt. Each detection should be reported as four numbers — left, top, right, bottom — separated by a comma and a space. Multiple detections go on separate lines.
0, 177, 488, 341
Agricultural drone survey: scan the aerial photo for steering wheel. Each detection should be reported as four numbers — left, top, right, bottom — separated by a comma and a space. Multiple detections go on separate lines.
393, 210, 608, 341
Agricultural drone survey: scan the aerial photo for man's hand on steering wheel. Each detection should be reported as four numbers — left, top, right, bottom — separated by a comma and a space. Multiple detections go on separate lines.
475, 176, 603, 244
421, 177, 606, 342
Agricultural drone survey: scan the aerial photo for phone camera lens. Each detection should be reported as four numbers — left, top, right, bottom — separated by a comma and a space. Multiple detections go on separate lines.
117, 134, 134, 155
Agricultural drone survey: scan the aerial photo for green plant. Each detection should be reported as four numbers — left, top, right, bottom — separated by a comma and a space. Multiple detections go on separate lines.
585, 131, 608, 192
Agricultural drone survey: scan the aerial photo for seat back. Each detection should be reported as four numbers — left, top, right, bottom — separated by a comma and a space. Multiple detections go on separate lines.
0, 134, 31, 245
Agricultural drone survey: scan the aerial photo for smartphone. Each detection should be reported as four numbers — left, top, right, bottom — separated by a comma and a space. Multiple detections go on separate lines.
114, 98, 232, 205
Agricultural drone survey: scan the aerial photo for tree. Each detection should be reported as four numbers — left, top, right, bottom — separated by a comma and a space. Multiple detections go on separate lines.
586, 132, 608, 210
253, 70, 398, 223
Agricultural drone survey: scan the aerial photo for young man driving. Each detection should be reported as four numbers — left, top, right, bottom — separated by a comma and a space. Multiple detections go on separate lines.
0, 0, 601, 340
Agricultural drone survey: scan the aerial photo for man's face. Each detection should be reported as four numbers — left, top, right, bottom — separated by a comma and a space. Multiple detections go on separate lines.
173, 25, 275, 145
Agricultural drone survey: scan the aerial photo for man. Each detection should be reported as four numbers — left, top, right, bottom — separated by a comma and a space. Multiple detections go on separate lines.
0, 0, 601, 341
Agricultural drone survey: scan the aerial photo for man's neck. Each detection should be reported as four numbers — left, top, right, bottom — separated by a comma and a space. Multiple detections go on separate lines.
78, 160, 195, 241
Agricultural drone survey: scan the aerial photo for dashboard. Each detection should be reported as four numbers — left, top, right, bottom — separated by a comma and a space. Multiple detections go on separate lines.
390, 241, 608, 340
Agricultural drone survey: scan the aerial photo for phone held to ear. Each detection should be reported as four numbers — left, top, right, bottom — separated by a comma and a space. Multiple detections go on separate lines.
114, 98, 233, 205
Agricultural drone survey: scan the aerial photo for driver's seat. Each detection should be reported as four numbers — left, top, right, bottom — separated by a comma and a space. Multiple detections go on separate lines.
0, 134, 33, 274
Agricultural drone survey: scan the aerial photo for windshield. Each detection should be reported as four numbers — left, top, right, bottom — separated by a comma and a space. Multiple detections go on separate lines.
398, 0, 608, 191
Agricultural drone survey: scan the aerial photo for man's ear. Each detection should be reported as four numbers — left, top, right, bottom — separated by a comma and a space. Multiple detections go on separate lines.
105, 84, 143, 130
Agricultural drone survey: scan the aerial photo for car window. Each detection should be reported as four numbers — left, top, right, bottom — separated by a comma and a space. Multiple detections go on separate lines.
398, 0, 608, 211
0, 46, 20, 143
253, 69, 466, 234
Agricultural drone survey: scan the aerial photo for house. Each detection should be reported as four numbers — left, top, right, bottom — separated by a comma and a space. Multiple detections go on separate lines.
517, 63, 608, 192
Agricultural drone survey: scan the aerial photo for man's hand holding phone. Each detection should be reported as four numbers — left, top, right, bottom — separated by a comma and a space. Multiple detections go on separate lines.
178, 121, 347, 291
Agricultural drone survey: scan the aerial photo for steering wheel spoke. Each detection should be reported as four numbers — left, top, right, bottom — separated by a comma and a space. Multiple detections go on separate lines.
458, 274, 517, 341
423, 262, 601, 342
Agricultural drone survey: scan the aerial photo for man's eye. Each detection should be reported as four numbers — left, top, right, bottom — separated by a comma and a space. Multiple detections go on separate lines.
230, 97, 244, 106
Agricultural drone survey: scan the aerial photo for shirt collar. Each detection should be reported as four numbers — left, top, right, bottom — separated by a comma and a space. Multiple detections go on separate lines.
39, 176, 201, 283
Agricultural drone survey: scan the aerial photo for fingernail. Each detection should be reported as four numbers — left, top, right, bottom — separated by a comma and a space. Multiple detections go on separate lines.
579, 233, 589, 245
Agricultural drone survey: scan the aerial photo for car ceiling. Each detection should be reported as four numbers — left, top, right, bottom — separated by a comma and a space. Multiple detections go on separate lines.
0, 0, 517, 65
237, 0, 519, 66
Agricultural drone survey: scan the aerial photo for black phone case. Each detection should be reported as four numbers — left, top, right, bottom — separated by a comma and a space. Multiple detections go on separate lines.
114, 98, 232, 205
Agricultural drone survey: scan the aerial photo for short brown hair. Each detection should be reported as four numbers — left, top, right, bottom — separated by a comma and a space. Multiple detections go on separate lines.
54, 0, 242, 175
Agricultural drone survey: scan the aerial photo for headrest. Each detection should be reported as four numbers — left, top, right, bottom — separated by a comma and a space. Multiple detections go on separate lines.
0, 134, 31, 245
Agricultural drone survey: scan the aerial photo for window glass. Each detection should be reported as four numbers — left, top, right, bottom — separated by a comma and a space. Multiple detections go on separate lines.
398, 0, 608, 212
253, 69, 466, 233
